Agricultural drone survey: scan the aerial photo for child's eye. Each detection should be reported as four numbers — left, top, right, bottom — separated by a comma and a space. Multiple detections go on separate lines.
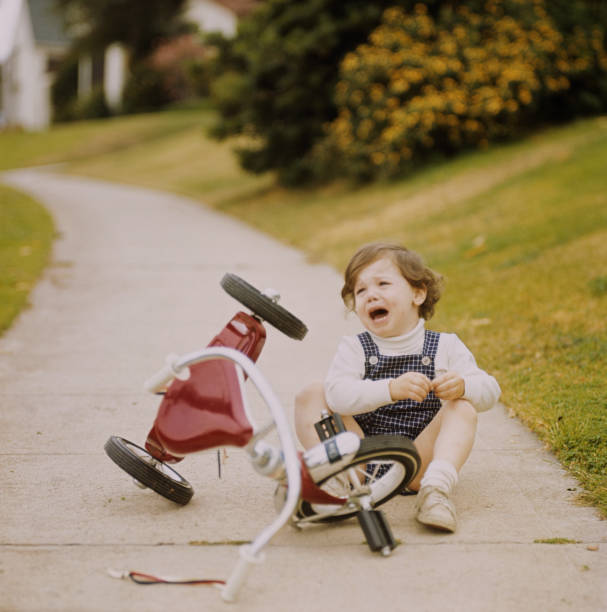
355, 287, 365, 296
379, 281, 390, 286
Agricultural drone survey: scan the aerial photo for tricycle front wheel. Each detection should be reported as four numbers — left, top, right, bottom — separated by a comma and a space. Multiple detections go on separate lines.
104, 436, 193, 505
220, 273, 308, 340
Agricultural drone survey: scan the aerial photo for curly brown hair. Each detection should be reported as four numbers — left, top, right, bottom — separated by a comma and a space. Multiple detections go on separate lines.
341, 242, 443, 320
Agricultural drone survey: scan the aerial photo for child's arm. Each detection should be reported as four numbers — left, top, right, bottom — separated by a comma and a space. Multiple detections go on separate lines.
436, 334, 501, 412
324, 336, 392, 415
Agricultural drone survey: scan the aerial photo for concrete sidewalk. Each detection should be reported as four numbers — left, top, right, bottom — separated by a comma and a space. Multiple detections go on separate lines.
1, 168, 605, 612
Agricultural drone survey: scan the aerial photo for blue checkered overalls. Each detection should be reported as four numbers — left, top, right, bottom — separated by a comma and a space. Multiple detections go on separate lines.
353, 330, 442, 440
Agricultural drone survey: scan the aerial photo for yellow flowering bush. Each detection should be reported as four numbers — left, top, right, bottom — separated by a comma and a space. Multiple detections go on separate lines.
322, 0, 607, 180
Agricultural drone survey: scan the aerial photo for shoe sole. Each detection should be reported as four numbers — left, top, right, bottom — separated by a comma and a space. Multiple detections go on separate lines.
416, 512, 456, 532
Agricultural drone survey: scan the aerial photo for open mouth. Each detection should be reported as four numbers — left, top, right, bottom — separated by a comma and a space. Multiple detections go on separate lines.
369, 308, 389, 321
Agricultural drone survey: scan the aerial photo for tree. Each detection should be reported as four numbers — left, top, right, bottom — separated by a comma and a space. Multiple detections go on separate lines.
56, 0, 190, 62
210, 0, 424, 185
210, 0, 607, 185
322, 1, 607, 181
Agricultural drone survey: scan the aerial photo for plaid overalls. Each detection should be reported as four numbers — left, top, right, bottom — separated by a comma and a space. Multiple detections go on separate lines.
353, 330, 442, 440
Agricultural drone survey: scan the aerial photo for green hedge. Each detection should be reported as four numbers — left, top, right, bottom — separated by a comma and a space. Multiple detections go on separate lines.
209, 0, 411, 185
209, 0, 607, 184
320, 1, 607, 180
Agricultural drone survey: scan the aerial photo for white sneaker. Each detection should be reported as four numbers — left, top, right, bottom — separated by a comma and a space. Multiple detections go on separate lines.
415, 485, 457, 532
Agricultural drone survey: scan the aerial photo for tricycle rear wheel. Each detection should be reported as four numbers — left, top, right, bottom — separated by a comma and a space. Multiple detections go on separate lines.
295, 435, 420, 523
220, 273, 308, 340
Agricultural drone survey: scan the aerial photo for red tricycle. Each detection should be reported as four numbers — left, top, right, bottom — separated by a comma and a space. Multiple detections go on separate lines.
105, 274, 420, 602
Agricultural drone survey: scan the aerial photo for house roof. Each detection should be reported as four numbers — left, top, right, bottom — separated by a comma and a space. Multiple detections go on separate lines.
0, 0, 69, 63
28, 0, 70, 46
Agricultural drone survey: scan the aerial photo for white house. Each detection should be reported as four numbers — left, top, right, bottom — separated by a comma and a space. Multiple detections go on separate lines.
0, 0, 71, 130
184, 0, 261, 37
185, 0, 238, 37
0, 0, 259, 131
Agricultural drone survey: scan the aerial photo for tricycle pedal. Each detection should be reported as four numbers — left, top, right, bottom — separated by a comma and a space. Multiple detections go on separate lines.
357, 509, 397, 555
314, 409, 346, 441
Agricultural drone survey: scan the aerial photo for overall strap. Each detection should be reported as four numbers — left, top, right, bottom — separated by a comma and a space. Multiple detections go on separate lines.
357, 331, 380, 378
422, 329, 440, 358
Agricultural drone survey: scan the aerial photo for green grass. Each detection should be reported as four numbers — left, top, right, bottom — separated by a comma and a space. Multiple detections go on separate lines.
1, 109, 605, 516
533, 538, 580, 545
0, 104, 217, 172
0, 185, 55, 335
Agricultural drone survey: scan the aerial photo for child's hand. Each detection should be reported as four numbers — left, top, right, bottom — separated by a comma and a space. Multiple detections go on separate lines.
389, 372, 432, 402
432, 371, 465, 401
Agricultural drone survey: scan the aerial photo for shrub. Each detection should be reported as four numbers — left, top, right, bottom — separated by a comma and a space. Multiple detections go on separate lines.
70, 87, 111, 120
148, 34, 212, 101
209, 0, 420, 185
52, 52, 111, 122
121, 34, 212, 114
51, 55, 79, 122
320, 0, 607, 180
539, 1, 607, 120
121, 64, 173, 114
53, 76, 110, 123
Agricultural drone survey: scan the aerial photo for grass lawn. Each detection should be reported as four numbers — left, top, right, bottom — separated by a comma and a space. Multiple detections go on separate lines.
0, 184, 55, 335
1, 107, 605, 515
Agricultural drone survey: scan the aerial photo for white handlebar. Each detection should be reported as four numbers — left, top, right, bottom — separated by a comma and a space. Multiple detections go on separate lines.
144, 346, 302, 602
143, 353, 190, 393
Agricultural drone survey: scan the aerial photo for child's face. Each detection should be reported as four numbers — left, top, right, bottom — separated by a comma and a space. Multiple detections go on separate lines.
353, 256, 426, 338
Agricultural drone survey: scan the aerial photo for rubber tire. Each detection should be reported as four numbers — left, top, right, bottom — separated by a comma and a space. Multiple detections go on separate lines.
104, 436, 194, 505
297, 435, 420, 523
220, 273, 308, 340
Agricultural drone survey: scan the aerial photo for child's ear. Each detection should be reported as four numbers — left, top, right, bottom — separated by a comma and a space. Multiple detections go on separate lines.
413, 286, 427, 305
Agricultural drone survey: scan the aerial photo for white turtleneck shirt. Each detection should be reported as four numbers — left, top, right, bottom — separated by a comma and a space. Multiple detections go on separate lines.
324, 319, 501, 416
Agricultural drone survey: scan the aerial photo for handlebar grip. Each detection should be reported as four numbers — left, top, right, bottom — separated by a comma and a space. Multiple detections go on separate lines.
143, 353, 190, 393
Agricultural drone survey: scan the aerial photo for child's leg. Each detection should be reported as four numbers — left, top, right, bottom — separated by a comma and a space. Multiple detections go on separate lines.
431, 398, 478, 471
294, 383, 364, 449
409, 399, 477, 532
409, 398, 477, 490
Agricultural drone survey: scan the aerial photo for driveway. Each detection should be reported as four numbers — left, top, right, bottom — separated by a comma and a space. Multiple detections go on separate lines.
1, 168, 605, 612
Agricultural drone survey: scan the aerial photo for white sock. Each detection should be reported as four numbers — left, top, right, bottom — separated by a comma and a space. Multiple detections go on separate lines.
420, 459, 458, 495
